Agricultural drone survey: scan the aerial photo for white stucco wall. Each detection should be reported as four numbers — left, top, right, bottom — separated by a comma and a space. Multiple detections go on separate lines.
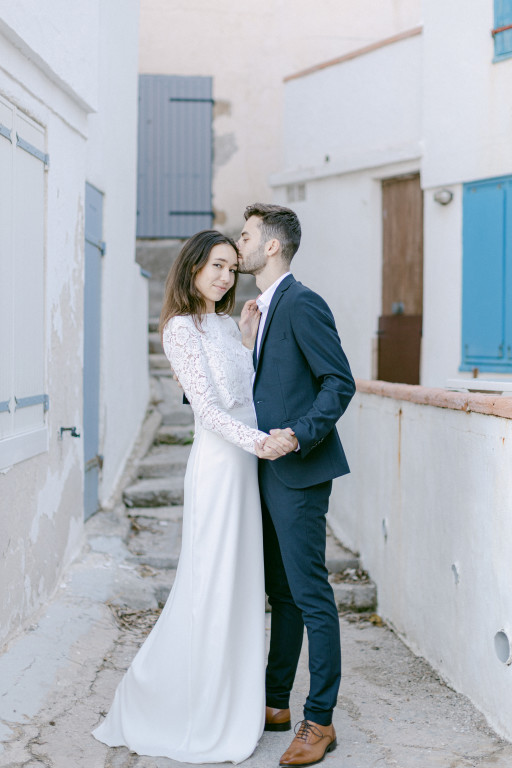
0, 24, 88, 647
331, 391, 512, 741
0, 2, 98, 110
271, 33, 423, 381
273, 172, 381, 380
274, 4, 512, 387
422, 1, 512, 190
86, 0, 149, 505
272, 7, 512, 739
139, 0, 422, 234
421, 185, 464, 386
281, 33, 422, 176
0, 1, 147, 647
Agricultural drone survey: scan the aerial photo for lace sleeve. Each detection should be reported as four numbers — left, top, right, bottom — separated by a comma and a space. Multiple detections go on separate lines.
163, 318, 267, 454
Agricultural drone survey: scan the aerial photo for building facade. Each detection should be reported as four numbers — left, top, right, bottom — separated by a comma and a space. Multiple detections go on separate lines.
270, 0, 512, 740
0, 1, 149, 648
138, 0, 422, 238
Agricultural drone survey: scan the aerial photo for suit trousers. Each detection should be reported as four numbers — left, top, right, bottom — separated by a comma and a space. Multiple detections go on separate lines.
259, 461, 341, 726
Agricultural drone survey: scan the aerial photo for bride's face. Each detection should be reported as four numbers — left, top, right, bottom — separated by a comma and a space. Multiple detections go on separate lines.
194, 244, 238, 312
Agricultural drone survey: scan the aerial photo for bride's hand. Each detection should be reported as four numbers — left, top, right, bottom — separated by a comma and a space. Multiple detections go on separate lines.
239, 300, 260, 350
255, 435, 289, 460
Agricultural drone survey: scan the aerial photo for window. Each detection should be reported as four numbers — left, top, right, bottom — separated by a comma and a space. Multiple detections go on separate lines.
461, 176, 512, 372
0, 96, 48, 468
493, 1, 512, 61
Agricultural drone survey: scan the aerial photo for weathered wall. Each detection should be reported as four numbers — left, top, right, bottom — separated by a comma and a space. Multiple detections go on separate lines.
86, 0, 149, 506
330, 385, 512, 741
0, 1, 147, 648
0, 22, 88, 647
138, 0, 422, 235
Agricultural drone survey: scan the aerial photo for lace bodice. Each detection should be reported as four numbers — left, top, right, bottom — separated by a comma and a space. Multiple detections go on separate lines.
162, 314, 267, 454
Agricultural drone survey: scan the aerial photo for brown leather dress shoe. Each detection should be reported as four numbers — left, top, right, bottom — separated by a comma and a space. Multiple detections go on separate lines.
265, 706, 291, 731
279, 720, 337, 766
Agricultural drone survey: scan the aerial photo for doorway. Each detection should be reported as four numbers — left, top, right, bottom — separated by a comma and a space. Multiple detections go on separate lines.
83, 183, 104, 519
377, 174, 423, 385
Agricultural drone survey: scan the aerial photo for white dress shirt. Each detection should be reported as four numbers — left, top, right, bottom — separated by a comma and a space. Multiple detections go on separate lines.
255, 272, 291, 357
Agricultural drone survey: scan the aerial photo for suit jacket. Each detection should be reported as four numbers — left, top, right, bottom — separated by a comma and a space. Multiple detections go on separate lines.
253, 274, 355, 489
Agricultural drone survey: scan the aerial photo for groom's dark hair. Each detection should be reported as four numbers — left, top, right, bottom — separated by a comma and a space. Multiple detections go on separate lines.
244, 203, 301, 264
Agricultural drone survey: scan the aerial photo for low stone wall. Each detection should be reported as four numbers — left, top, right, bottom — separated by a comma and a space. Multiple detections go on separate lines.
329, 380, 512, 741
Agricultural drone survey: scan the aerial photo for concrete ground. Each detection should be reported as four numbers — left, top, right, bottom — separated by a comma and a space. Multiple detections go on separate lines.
1, 389, 512, 767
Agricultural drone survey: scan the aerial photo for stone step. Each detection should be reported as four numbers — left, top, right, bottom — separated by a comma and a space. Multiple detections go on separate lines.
149, 353, 169, 371
149, 376, 163, 406
161, 408, 194, 427
148, 332, 162, 354
326, 553, 360, 573
127, 505, 184, 522
330, 580, 377, 612
127, 517, 182, 570
155, 376, 194, 425
155, 425, 194, 445
137, 445, 191, 478
325, 530, 360, 573
123, 477, 184, 507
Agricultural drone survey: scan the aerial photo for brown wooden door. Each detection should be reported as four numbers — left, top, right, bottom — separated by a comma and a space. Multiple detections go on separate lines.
378, 174, 423, 384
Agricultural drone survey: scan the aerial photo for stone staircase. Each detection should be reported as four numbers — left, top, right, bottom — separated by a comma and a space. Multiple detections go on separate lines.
121, 305, 377, 612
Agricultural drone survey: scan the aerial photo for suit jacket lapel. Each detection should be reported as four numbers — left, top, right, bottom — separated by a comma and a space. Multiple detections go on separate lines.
254, 274, 295, 378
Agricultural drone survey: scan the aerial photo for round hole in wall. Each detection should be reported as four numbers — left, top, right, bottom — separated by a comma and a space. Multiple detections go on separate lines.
494, 631, 512, 665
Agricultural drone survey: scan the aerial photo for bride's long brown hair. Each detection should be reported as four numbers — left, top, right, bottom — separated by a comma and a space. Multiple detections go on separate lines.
159, 230, 239, 337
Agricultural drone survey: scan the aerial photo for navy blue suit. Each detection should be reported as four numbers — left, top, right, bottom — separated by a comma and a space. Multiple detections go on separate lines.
253, 274, 355, 725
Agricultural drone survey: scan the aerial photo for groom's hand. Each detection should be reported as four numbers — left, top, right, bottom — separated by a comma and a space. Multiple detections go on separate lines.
269, 428, 298, 454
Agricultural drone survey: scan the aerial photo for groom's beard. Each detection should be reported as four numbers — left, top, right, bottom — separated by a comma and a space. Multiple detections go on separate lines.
238, 242, 266, 275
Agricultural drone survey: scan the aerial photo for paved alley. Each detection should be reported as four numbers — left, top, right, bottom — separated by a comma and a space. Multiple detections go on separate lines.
1, 370, 511, 768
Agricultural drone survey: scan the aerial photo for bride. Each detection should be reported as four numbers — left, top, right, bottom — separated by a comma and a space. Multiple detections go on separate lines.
93, 230, 292, 763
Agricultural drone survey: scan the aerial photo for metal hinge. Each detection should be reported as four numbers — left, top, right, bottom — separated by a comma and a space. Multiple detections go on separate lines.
14, 394, 50, 412
169, 97, 214, 103
85, 453, 104, 471
168, 211, 214, 216
85, 236, 106, 255
16, 134, 49, 167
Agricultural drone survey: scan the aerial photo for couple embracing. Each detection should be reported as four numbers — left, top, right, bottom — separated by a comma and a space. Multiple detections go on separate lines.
93, 204, 355, 766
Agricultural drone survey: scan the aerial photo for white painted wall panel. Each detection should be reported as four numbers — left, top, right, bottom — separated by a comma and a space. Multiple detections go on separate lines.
422, 2, 512, 188
0, 0, 99, 110
331, 392, 512, 742
0, 0, 147, 648
282, 34, 422, 175
0, 99, 13, 437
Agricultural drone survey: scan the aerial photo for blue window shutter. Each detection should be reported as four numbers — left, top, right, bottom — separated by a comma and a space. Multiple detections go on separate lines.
462, 180, 506, 365
494, 0, 512, 60
506, 182, 512, 363
137, 75, 213, 238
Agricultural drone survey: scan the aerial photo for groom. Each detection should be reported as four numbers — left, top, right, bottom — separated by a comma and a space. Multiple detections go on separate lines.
237, 204, 355, 767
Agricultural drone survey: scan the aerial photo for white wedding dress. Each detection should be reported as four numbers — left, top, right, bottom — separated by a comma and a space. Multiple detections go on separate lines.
93, 313, 267, 763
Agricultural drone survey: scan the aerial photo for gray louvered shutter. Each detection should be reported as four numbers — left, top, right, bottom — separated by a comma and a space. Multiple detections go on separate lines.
137, 75, 213, 238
